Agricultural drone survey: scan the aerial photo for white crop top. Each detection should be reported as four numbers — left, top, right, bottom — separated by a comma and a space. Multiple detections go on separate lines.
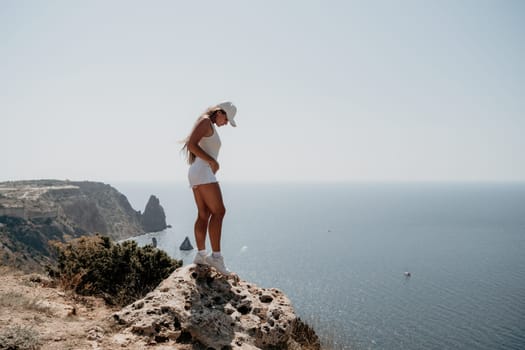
198, 123, 221, 160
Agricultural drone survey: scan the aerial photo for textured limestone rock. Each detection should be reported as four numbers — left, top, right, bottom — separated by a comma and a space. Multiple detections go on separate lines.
113, 265, 320, 349
141, 195, 167, 233
179, 236, 194, 250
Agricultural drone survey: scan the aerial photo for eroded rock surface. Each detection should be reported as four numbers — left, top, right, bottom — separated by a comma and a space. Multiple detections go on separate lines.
113, 264, 320, 349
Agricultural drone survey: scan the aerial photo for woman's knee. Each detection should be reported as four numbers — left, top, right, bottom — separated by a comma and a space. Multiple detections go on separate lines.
211, 205, 226, 218
197, 209, 211, 222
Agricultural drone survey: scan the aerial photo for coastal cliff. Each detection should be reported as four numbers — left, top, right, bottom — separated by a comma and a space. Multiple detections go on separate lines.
0, 180, 166, 271
0, 180, 145, 239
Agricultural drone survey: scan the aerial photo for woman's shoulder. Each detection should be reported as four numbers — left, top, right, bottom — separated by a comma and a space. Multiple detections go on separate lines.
196, 116, 212, 124
191, 117, 213, 137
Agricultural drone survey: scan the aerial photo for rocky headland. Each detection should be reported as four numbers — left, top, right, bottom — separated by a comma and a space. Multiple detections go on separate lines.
0, 180, 167, 271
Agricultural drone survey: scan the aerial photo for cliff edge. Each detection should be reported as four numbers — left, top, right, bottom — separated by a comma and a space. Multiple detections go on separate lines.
113, 264, 320, 349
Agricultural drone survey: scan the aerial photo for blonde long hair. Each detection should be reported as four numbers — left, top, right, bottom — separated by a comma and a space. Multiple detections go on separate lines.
181, 106, 223, 165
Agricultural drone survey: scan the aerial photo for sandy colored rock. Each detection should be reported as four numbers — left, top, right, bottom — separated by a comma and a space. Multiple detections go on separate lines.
0, 266, 197, 349
113, 264, 320, 349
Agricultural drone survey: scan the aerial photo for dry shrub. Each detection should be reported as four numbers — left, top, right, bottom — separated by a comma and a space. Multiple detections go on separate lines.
50, 235, 181, 306
0, 291, 25, 308
0, 325, 41, 350
0, 292, 54, 316
25, 273, 55, 288
24, 297, 54, 316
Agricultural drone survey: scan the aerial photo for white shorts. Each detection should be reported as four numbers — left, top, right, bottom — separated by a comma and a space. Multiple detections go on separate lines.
188, 158, 217, 188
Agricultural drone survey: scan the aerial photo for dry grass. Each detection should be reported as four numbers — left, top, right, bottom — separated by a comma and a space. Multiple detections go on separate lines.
0, 291, 54, 316
24, 273, 56, 288
0, 266, 130, 350
0, 324, 41, 350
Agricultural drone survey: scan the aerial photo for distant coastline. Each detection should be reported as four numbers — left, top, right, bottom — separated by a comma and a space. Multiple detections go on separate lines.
0, 179, 168, 271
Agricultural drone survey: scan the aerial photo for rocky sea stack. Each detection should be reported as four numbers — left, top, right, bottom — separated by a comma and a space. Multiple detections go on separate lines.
113, 264, 320, 349
180, 236, 194, 250
141, 195, 167, 233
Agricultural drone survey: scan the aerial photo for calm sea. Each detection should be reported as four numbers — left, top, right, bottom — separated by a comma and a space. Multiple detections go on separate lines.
115, 182, 525, 350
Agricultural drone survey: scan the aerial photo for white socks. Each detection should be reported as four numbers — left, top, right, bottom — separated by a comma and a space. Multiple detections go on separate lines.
198, 250, 222, 258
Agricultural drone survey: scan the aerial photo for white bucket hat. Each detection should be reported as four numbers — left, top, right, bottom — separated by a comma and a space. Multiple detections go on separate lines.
216, 101, 237, 127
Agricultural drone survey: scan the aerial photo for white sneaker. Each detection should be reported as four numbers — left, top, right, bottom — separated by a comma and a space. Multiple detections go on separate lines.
193, 252, 209, 265
205, 255, 231, 275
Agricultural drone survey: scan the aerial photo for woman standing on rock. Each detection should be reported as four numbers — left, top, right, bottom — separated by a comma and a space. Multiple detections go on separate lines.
182, 101, 237, 275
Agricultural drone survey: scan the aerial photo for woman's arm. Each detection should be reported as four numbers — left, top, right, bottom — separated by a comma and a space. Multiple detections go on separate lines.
187, 118, 220, 173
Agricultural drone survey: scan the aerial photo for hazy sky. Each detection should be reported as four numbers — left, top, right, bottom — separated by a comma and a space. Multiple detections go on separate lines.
2, 1, 524, 183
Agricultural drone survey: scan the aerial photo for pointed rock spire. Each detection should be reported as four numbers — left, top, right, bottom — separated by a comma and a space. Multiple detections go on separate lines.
141, 195, 167, 233
179, 236, 194, 250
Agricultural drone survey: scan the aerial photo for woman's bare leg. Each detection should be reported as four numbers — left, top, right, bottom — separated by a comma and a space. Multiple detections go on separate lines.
193, 182, 226, 252
192, 187, 211, 251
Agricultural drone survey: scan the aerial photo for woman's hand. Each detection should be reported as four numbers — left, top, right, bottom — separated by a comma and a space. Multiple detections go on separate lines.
209, 159, 220, 174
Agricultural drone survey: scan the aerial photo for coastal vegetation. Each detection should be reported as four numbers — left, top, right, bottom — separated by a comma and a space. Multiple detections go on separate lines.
50, 235, 181, 306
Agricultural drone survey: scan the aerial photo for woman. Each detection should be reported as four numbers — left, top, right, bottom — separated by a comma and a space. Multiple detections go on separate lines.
182, 101, 237, 275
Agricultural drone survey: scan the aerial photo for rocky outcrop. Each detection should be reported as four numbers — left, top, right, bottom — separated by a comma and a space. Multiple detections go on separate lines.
113, 264, 320, 349
179, 236, 194, 250
141, 195, 167, 232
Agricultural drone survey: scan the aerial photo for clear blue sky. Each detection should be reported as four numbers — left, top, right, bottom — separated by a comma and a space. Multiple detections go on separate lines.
2, 1, 524, 183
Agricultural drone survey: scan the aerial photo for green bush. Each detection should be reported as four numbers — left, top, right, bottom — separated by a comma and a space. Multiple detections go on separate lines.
51, 235, 181, 306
